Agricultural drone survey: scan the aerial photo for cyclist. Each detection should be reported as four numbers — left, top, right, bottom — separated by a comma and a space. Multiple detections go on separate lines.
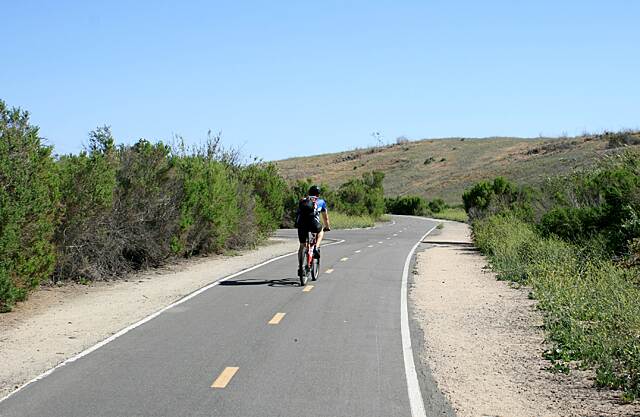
295, 185, 331, 278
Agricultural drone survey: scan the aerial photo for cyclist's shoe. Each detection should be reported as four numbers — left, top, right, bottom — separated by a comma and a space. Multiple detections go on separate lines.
313, 247, 320, 259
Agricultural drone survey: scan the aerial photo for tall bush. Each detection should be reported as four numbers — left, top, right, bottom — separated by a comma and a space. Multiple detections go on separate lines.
0, 101, 59, 311
242, 163, 287, 236
385, 195, 428, 215
335, 171, 385, 217
54, 126, 117, 280
112, 139, 183, 270
462, 176, 531, 220
174, 155, 239, 255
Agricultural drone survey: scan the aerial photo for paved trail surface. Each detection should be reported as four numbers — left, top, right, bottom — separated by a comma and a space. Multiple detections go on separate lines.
0, 216, 453, 417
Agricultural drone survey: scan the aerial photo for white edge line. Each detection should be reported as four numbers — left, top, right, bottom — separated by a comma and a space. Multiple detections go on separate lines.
401, 222, 438, 417
0, 238, 346, 404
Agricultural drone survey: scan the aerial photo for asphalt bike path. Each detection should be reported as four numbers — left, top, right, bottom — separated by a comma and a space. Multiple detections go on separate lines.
0, 216, 451, 417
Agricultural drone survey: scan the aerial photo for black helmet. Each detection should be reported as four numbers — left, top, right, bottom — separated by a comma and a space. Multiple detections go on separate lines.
308, 185, 320, 196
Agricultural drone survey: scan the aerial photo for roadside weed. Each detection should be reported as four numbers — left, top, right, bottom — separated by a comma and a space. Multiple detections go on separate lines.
473, 215, 640, 400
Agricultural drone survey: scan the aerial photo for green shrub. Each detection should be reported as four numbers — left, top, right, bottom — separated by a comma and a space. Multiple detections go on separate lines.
537, 151, 640, 255
385, 195, 466, 221
241, 163, 287, 236
174, 154, 239, 255
462, 176, 524, 219
538, 206, 603, 243
0, 101, 59, 311
336, 178, 367, 216
428, 198, 446, 213
335, 171, 385, 217
385, 195, 428, 215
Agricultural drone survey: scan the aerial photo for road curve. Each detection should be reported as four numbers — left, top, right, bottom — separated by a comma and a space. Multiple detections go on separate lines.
0, 216, 453, 417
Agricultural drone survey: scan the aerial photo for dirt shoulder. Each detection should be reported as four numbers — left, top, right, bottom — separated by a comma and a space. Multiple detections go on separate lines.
410, 222, 640, 417
0, 237, 298, 399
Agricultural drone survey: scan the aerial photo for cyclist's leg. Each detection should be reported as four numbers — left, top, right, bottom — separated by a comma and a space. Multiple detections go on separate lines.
315, 229, 325, 248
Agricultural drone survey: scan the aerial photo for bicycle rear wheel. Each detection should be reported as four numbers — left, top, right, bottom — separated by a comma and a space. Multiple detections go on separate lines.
300, 266, 309, 286
311, 258, 319, 281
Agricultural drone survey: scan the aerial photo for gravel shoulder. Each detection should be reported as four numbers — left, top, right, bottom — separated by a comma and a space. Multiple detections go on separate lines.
410, 221, 640, 417
0, 237, 298, 399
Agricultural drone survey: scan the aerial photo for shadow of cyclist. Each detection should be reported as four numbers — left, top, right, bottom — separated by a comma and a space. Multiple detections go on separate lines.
219, 277, 300, 287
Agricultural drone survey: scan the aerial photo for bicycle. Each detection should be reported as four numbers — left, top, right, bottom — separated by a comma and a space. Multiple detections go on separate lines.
299, 228, 328, 286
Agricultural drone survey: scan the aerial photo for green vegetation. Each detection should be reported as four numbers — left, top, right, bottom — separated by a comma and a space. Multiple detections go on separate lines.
53, 133, 290, 288
429, 207, 468, 222
384, 195, 467, 222
0, 100, 389, 311
0, 101, 289, 310
334, 171, 385, 218
384, 195, 429, 216
464, 151, 640, 401
329, 212, 376, 229
0, 102, 59, 311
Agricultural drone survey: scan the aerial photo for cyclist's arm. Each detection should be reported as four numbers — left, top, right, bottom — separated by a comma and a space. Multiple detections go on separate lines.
321, 211, 330, 230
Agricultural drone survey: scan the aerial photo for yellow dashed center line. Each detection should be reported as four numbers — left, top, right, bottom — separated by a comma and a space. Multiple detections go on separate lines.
302, 285, 314, 292
340, 257, 349, 261
268, 312, 286, 325
211, 367, 239, 388
325, 269, 334, 274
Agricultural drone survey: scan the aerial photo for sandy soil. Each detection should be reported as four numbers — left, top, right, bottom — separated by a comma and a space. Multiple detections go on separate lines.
411, 222, 640, 417
0, 237, 298, 399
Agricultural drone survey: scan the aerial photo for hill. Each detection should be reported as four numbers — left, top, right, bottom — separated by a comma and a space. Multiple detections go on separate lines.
274, 131, 640, 205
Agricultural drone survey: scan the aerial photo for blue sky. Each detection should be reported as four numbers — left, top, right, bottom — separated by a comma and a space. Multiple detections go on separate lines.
2, 1, 638, 160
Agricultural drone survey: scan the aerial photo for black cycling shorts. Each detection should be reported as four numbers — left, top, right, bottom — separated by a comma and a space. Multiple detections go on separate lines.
297, 219, 322, 243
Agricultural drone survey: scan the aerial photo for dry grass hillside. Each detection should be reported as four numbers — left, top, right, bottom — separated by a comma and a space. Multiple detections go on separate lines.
274, 131, 640, 204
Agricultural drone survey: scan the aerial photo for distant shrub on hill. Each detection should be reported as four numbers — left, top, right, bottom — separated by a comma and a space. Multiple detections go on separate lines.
605, 130, 640, 149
